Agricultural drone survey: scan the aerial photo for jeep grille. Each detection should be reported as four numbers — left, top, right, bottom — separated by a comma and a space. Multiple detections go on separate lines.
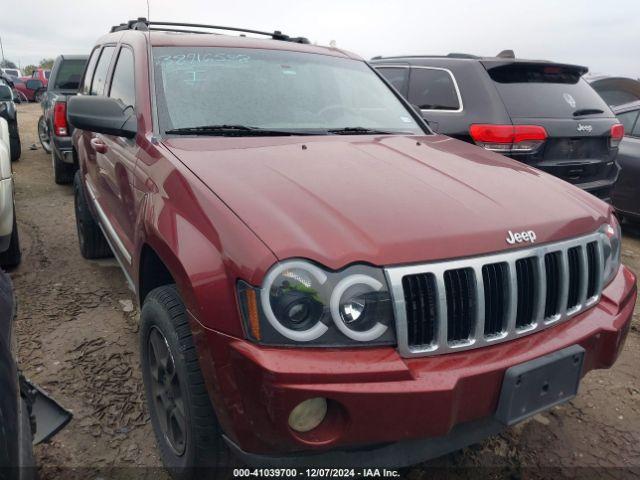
386, 232, 604, 357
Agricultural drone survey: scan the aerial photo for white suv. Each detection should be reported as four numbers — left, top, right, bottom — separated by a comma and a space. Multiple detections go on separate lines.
0, 117, 20, 267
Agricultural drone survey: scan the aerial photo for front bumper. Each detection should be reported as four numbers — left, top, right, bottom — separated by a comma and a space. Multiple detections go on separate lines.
193, 265, 636, 465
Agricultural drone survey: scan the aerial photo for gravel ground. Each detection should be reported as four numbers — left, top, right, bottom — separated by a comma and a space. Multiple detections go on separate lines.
8, 102, 640, 479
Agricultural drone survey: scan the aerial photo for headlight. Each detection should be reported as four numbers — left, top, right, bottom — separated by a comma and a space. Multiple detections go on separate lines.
601, 215, 622, 287
237, 260, 395, 346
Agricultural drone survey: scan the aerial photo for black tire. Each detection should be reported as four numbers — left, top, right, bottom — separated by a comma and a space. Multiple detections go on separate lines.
53, 150, 75, 185
0, 212, 22, 268
141, 285, 230, 480
73, 171, 112, 259
38, 115, 51, 154
34, 89, 45, 104
9, 121, 21, 162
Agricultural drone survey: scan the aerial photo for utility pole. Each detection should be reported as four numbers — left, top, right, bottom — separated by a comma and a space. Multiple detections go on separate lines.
0, 35, 5, 64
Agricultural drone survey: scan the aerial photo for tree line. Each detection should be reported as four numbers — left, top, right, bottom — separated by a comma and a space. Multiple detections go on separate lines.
1, 58, 55, 75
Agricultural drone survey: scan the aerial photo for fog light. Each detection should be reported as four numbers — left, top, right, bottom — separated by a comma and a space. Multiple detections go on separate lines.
288, 398, 327, 433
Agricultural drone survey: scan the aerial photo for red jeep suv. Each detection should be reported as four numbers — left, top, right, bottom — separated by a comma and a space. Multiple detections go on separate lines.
68, 19, 637, 477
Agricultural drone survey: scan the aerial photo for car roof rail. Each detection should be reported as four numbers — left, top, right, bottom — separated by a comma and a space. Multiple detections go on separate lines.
110, 18, 310, 44
446, 52, 480, 59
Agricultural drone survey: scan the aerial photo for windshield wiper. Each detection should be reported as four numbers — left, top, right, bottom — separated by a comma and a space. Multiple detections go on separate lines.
573, 108, 604, 117
165, 125, 314, 136
327, 127, 397, 135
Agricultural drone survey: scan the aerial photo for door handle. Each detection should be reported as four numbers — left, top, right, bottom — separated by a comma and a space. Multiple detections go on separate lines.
90, 137, 108, 154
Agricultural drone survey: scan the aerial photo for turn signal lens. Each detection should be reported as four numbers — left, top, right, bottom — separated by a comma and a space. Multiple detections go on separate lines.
470, 124, 547, 153
245, 288, 261, 341
288, 398, 328, 433
610, 124, 624, 148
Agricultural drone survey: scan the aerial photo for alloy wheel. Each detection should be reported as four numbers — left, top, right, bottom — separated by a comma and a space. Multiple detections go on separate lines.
147, 327, 187, 456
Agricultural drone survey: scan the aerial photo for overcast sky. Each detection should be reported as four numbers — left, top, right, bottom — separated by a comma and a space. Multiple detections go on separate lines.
1, 0, 638, 77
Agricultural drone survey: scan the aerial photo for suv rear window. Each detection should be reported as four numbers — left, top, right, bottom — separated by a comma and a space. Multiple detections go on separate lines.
53, 59, 87, 90
487, 64, 611, 119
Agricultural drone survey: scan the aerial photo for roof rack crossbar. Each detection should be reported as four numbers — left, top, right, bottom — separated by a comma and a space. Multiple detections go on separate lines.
110, 18, 310, 44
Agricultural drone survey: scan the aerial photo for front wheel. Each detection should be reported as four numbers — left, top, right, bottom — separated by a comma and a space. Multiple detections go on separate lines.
140, 285, 230, 480
38, 116, 51, 154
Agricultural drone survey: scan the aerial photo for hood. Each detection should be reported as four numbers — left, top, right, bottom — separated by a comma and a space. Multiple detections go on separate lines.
162, 134, 609, 270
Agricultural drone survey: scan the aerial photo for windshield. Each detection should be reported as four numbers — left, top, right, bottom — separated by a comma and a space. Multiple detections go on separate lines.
153, 47, 423, 135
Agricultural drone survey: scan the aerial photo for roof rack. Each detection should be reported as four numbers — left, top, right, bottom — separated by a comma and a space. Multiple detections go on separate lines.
110, 18, 310, 44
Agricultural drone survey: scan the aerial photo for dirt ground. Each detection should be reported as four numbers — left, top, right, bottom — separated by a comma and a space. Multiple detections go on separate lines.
8, 102, 640, 479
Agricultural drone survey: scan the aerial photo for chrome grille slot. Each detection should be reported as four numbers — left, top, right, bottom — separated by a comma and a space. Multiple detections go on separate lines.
544, 252, 562, 319
515, 257, 538, 329
586, 242, 599, 299
566, 246, 583, 310
387, 231, 605, 357
444, 268, 476, 342
482, 262, 509, 336
402, 273, 438, 348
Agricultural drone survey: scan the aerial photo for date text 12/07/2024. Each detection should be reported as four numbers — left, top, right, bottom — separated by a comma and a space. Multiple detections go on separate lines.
232, 469, 402, 478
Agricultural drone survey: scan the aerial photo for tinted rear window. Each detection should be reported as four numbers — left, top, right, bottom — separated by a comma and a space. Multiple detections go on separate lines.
487, 64, 612, 119
53, 59, 87, 90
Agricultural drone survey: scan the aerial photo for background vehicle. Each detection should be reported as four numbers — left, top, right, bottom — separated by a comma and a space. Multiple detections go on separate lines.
0, 269, 72, 480
68, 19, 636, 477
25, 68, 50, 88
12, 78, 45, 103
586, 75, 640, 107
372, 53, 624, 201
0, 85, 21, 162
1, 68, 23, 78
0, 117, 20, 268
38, 55, 88, 183
611, 101, 640, 224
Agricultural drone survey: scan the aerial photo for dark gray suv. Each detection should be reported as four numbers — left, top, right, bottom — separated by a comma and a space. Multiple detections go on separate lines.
372, 54, 624, 201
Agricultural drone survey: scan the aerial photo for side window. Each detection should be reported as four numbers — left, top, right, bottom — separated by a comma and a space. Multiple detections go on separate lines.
80, 48, 100, 95
617, 110, 639, 136
90, 46, 115, 96
108, 47, 136, 108
632, 111, 640, 137
377, 67, 409, 96
408, 68, 461, 111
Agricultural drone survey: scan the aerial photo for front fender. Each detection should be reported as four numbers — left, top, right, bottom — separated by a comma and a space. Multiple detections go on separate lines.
135, 151, 277, 338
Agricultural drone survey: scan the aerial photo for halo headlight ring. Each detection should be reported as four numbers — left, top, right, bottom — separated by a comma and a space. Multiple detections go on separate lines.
330, 274, 388, 342
260, 260, 329, 342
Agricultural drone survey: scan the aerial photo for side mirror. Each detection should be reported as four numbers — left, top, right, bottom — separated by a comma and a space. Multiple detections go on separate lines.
67, 96, 137, 138
25, 79, 44, 91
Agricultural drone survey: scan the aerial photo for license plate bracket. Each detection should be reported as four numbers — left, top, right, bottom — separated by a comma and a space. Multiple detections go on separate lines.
496, 345, 585, 426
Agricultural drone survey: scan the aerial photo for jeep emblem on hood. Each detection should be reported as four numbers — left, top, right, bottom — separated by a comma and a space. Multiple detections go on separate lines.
506, 230, 537, 245
577, 123, 593, 133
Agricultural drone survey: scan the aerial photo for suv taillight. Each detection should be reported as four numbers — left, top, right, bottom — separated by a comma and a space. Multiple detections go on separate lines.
610, 124, 624, 148
469, 124, 548, 153
53, 101, 68, 136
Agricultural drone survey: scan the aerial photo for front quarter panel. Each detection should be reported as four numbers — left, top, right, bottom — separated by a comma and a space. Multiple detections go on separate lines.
134, 140, 278, 338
